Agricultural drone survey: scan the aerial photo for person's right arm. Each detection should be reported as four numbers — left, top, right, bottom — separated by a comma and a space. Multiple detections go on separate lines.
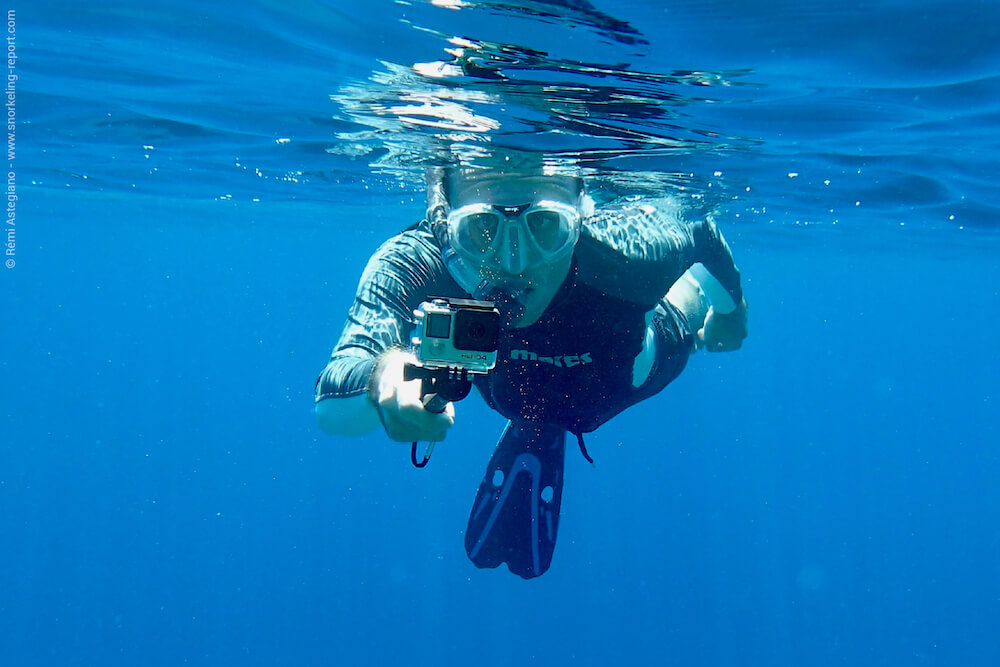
314, 226, 461, 442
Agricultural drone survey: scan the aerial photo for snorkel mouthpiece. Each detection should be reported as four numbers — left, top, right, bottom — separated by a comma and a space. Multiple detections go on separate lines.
475, 282, 525, 328
441, 243, 526, 327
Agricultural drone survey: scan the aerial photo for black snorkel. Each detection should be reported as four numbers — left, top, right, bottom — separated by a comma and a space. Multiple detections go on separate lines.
474, 282, 525, 330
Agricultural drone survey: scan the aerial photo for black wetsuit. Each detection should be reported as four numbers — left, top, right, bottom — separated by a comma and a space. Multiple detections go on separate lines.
315, 198, 743, 437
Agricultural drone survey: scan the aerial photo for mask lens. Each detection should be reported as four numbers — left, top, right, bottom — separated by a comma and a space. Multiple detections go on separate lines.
524, 209, 566, 251
455, 210, 501, 254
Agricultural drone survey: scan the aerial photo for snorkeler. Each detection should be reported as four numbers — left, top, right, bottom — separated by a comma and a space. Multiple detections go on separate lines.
314, 163, 748, 579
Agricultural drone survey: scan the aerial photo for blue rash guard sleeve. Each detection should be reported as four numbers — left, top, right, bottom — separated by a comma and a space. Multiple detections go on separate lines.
575, 197, 742, 308
314, 223, 462, 403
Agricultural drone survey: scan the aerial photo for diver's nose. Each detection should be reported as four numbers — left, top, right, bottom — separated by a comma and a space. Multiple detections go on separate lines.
488, 223, 528, 275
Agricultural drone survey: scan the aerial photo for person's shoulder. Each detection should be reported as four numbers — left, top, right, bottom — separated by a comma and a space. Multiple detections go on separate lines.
370, 220, 442, 260
358, 220, 451, 292
580, 196, 690, 256
584, 196, 687, 236
574, 197, 696, 304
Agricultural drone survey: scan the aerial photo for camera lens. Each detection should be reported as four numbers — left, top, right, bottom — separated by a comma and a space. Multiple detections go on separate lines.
453, 309, 499, 352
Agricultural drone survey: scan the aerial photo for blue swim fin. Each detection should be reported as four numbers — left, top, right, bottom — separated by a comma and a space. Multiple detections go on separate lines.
465, 420, 566, 579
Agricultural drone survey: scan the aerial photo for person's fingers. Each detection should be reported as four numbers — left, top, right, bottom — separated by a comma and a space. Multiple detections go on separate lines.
402, 402, 453, 442
378, 379, 456, 442
394, 374, 424, 407
424, 409, 454, 442
381, 405, 450, 442
702, 334, 737, 353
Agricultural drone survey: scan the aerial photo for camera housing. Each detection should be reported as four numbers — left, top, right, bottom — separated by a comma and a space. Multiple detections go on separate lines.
412, 297, 500, 374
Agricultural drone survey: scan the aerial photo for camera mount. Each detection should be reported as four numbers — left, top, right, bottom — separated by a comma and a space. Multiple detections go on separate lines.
403, 362, 473, 413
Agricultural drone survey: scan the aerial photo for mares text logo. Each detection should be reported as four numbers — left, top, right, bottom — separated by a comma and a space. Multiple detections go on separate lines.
510, 349, 593, 368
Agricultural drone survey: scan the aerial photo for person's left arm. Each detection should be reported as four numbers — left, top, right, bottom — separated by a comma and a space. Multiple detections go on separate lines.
575, 197, 747, 349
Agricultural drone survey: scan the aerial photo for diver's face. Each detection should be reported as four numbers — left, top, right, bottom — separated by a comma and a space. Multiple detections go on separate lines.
446, 175, 581, 327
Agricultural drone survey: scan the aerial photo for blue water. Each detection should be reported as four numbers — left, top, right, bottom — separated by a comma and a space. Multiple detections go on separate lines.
4, 1, 1000, 665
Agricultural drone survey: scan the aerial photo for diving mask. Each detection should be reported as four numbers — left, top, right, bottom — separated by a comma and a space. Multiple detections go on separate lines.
445, 199, 582, 275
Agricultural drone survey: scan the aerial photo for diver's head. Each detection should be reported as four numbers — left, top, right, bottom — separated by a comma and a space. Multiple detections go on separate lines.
428, 165, 593, 327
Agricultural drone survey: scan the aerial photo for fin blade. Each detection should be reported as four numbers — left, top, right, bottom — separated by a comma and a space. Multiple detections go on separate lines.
465, 421, 566, 579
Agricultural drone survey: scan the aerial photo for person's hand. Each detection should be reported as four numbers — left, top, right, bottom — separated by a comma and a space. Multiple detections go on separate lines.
698, 297, 748, 352
371, 349, 455, 442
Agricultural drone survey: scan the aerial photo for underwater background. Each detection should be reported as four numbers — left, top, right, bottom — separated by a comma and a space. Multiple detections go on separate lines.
3, 1, 999, 665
